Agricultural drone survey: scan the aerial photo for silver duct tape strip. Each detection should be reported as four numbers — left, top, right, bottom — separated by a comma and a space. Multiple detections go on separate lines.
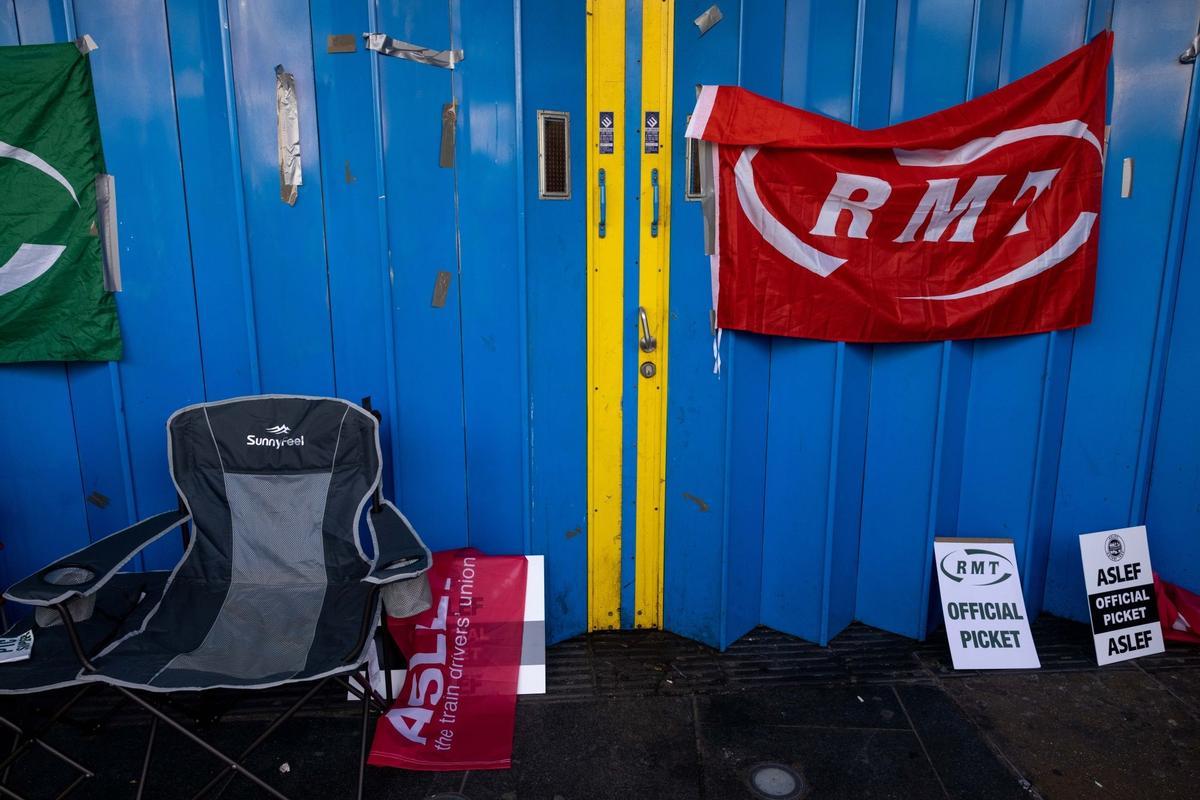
275, 65, 302, 206
95, 173, 121, 292
1180, 32, 1200, 63
694, 5, 723, 36
363, 33, 463, 69
75, 34, 98, 55
698, 140, 716, 255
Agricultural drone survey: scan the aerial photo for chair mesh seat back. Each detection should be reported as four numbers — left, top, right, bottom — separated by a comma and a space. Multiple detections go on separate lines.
87, 396, 383, 690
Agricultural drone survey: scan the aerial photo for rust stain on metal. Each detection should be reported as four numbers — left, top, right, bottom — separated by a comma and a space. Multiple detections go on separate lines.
565, 526, 582, 539
682, 492, 709, 512
327, 34, 357, 53
431, 270, 452, 308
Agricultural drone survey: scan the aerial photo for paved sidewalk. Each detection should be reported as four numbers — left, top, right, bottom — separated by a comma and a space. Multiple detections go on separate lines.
3, 616, 1198, 799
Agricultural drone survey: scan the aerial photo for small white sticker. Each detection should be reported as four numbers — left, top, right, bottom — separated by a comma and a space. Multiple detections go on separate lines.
599, 111, 615, 154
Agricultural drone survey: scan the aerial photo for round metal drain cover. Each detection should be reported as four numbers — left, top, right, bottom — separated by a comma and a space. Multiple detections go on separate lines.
747, 762, 808, 800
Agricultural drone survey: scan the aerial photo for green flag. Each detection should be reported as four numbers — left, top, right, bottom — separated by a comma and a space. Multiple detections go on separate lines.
0, 42, 121, 362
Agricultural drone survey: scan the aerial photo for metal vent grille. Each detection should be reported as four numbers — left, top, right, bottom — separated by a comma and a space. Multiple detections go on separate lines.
685, 116, 703, 200
538, 110, 570, 199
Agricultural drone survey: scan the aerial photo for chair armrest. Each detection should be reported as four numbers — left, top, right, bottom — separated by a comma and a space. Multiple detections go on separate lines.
365, 500, 432, 584
4, 510, 189, 606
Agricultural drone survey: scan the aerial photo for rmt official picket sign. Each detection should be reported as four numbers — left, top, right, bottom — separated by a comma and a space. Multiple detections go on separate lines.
933, 539, 1040, 669
1080, 526, 1164, 666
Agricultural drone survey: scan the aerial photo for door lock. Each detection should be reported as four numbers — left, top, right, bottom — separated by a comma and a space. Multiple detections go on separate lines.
640, 361, 656, 379
638, 306, 657, 352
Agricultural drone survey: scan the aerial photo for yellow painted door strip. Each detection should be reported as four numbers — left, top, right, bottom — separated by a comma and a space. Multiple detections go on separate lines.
634, 0, 673, 628
586, 0, 625, 631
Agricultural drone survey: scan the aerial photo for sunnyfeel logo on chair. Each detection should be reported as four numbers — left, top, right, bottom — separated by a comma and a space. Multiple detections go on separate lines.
246, 423, 305, 449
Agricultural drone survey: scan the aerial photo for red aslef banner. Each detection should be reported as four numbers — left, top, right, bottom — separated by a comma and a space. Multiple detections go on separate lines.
368, 550, 528, 771
687, 32, 1112, 342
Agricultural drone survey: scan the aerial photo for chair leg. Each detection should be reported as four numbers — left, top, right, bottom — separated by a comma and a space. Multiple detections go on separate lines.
190, 678, 331, 800
111, 688, 293, 800
334, 675, 388, 714
357, 670, 371, 800
0, 716, 93, 800
0, 687, 93, 774
0, 686, 96, 800
51, 771, 90, 800
134, 716, 158, 800
0, 777, 31, 800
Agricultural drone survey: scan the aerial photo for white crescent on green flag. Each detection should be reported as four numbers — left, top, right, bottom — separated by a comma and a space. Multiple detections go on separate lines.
0, 42, 121, 362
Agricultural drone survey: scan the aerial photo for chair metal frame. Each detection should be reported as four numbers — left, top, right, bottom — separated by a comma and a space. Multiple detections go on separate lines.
6, 397, 417, 800
50, 481, 392, 800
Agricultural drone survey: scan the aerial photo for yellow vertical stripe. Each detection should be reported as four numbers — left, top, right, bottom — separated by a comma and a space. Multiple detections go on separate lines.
587, 0, 625, 631
634, 0, 673, 628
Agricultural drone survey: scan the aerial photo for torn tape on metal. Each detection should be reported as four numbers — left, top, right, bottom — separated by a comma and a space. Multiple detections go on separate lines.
75, 34, 98, 55
694, 5, 723, 36
275, 65, 302, 206
363, 33, 463, 69
439, 102, 457, 168
1180, 32, 1200, 64
698, 140, 716, 255
94, 174, 120, 292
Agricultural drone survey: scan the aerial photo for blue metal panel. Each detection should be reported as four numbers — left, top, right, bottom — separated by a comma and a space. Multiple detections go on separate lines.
308, 0, 397, 500
855, 0, 977, 639
452, 0, 528, 557
375, 0, 468, 553
957, 0, 1093, 619
16, 0, 142, 567
0, 1, 16, 41
520, 0, 588, 643
763, 0, 865, 646
1046, 0, 1199, 622
718, 1, 784, 648
163, 0, 260, 401
72, 0, 207, 571
0, 0, 90, 595
1146, 103, 1200, 590
0, 364, 89, 589
663, 0, 746, 647
12, 0, 64, 40
619, 0, 641, 630
225, 0, 334, 396
4, 0, 1200, 649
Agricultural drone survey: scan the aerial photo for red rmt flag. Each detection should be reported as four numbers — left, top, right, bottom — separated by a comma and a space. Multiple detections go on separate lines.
687, 32, 1112, 343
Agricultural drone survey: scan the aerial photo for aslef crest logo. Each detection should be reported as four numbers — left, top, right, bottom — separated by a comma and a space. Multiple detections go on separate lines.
1105, 533, 1126, 563
265, 424, 291, 435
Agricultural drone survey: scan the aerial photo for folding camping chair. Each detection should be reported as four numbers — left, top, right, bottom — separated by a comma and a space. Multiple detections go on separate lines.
3, 395, 431, 800
0, 571, 171, 799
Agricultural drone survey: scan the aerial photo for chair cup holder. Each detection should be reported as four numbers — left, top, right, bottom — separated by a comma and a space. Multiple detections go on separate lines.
381, 573, 432, 619
43, 566, 96, 586
34, 565, 98, 628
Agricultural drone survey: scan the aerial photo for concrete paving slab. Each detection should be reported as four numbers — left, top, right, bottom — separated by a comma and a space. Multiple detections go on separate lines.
941, 670, 1200, 799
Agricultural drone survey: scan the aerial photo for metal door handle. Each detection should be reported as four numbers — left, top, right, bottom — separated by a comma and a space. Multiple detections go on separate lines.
650, 168, 659, 237
598, 168, 607, 238
638, 306, 656, 353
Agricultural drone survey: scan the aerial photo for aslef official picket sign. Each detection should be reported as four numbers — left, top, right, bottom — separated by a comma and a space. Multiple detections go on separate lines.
1079, 526, 1165, 666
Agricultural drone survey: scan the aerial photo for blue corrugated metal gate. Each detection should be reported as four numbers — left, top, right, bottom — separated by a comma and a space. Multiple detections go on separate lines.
1, 0, 1198, 651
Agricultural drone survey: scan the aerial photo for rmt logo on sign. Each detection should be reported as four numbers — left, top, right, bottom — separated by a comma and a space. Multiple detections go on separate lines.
939, 548, 1013, 587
